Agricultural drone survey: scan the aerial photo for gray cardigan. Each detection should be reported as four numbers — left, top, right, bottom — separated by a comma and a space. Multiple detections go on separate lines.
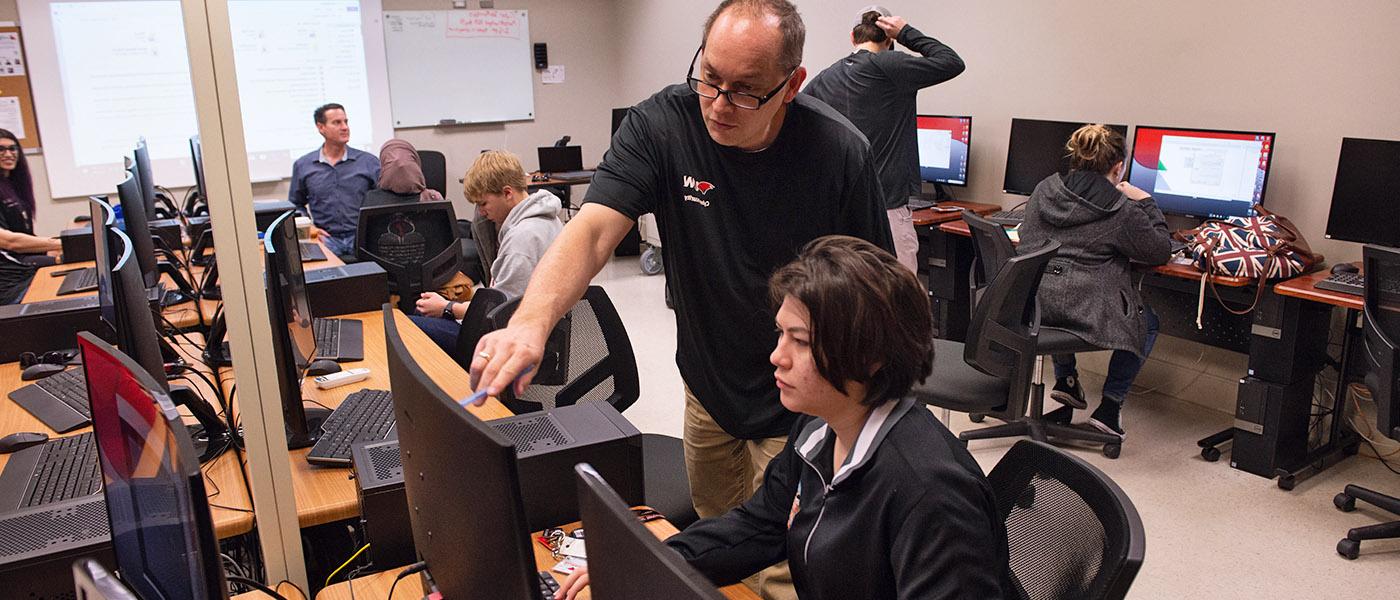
1018, 173, 1172, 356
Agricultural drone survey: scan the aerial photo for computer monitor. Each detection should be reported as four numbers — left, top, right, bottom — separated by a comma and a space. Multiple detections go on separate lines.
916, 115, 972, 187
190, 135, 207, 204
1003, 119, 1130, 196
611, 108, 629, 136
116, 168, 160, 289
132, 138, 159, 220
263, 210, 323, 448
537, 145, 583, 174
92, 198, 167, 387
575, 464, 725, 600
1362, 245, 1400, 442
78, 331, 227, 600
384, 306, 545, 599
1324, 138, 1400, 247
1126, 125, 1275, 219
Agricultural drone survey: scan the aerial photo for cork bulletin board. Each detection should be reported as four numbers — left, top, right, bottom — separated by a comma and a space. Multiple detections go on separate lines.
0, 22, 41, 150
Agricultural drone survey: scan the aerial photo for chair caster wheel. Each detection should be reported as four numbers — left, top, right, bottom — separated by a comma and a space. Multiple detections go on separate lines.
1102, 444, 1121, 459
1277, 475, 1296, 491
1016, 485, 1036, 510
1200, 446, 1221, 462
1337, 538, 1360, 560
641, 247, 663, 276
1334, 493, 1356, 512
969, 413, 985, 423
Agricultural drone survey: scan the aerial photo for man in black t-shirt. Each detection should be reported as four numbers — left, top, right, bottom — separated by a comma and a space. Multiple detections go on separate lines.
803, 7, 964, 272
470, 4, 890, 594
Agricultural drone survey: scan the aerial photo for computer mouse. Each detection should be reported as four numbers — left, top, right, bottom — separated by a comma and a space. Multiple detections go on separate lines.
306, 359, 342, 376
0, 432, 49, 454
20, 363, 67, 381
1331, 262, 1360, 275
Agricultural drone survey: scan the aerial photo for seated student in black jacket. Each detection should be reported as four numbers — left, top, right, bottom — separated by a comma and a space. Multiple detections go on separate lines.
556, 235, 1010, 600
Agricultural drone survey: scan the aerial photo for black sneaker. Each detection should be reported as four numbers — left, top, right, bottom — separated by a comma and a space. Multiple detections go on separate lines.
1088, 399, 1125, 439
1050, 376, 1087, 409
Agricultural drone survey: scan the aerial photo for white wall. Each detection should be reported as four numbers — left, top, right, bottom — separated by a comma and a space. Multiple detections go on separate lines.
9, 0, 623, 235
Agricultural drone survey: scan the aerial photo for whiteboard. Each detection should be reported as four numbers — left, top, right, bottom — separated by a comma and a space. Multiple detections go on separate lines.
383, 10, 535, 127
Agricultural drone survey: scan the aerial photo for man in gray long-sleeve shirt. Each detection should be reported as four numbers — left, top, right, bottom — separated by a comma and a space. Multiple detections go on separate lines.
803, 6, 964, 271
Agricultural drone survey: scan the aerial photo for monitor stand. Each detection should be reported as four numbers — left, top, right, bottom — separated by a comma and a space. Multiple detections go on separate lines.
286, 405, 331, 450
932, 182, 955, 202
167, 384, 234, 464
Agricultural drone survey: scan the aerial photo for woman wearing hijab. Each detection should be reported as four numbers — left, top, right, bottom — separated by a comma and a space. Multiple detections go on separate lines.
0, 128, 59, 304
363, 138, 444, 206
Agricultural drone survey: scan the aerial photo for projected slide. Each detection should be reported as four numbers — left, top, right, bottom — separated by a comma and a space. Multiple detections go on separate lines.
917, 115, 971, 186
1128, 126, 1273, 219
20, 0, 392, 199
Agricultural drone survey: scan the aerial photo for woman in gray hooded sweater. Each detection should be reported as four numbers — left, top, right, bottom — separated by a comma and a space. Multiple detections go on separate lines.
1018, 124, 1172, 440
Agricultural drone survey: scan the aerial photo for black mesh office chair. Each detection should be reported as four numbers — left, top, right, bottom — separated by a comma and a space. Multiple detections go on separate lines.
356, 201, 461, 313
417, 149, 448, 199
484, 286, 698, 528
963, 213, 1124, 458
912, 240, 1059, 431
1333, 244, 1400, 559
989, 440, 1146, 600
450, 287, 510, 373
471, 215, 499, 287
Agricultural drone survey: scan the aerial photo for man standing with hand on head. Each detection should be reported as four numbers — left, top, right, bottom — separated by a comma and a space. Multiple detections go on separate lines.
803, 6, 964, 272
472, 1, 891, 598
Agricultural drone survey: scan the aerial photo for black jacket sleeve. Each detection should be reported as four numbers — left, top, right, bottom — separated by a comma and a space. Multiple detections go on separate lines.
664, 435, 800, 585
1115, 198, 1173, 266
876, 25, 966, 94
889, 486, 1010, 599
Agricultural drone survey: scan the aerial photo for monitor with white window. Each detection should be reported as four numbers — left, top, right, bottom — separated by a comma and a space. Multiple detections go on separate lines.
916, 114, 972, 187
1126, 125, 1275, 219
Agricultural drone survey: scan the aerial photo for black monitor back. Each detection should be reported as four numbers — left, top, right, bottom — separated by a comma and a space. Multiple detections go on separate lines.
1004, 119, 1129, 196
190, 135, 207, 204
538, 145, 583, 173
1325, 138, 1400, 248
1362, 244, 1400, 441
80, 331, 226, 600
575, 464, 724, 600
611, 108, 630, 136
132, 139, 159, 219
264, 211, 320, 447
116, 168, 160, 289
383, 306, 541, 599
94, 205, 167, 388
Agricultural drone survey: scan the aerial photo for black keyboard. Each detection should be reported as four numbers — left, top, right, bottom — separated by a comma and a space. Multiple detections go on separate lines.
34, 369, 91, 419
1315, 272, 1364, 296
907, 198, 937, 211
986, 211, 1024, 226
314, 318, 341, 356
306, 389, 395, 466
24, 432, 102, 508
300, 241, 328, 262
57, 268, 99, 295
548, 170, 594, 181
538, 572, 561, 598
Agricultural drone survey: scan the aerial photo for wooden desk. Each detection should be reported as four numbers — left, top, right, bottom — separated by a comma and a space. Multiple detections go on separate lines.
315, 518, 759, 600
1275, 262, 1362, 311
232, 309, 514, 528
233, 584, 307, 600
911, 200, 1000, 226
0, 339, 254, 538
936, 218, 1258, 287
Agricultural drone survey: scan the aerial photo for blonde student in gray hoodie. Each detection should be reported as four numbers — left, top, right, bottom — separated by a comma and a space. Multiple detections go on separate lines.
411, 150, 563, 351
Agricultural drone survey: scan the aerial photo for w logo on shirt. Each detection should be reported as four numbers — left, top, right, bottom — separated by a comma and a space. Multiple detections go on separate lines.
682, 175, 716, 195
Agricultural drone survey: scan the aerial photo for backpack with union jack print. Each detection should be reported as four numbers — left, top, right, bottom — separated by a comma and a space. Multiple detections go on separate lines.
1172, 205, 1321, 323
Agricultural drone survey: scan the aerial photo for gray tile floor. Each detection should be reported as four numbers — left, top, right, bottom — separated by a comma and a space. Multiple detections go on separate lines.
590, 256, 1400, 598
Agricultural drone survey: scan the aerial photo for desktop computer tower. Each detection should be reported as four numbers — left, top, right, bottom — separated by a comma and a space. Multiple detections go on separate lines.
1231, 376, 1313, 477
352, 401, 644, 562
0, 496, 114, 600
150, 218, 184, 251
61, 226, 96, 263
1246, 292, 1332, 383
305, 262, 389, 316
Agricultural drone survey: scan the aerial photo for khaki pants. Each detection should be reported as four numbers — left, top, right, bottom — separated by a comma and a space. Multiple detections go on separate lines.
887, 205, 919, 273
683, 389, 796, 600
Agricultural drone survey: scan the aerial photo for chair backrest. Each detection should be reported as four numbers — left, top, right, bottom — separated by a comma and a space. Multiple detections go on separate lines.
452, 287, 510, 371
988, 440, 1145, 600
417, 150, 448, 198
471, 215, 500, 286
1362, 244, 1400, 441
963, 240, 1058, 413
485, 286, 640, 414
356, 200, 460, 312
965, 211, 1019, 301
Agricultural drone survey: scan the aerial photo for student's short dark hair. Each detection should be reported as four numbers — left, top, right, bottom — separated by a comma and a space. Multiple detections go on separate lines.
852, 10, 888, 45
702, 0, 805, 74
769, 236, 934, 405
314, 103, 345, 125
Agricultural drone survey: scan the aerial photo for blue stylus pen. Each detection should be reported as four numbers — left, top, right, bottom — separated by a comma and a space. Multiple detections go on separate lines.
460, 364, 535, 407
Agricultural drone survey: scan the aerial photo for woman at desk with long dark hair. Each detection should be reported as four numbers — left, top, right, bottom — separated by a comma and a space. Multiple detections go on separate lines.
1019, 124, 1172, 440
0, 128, 60, 304
556, 235, 1010, 600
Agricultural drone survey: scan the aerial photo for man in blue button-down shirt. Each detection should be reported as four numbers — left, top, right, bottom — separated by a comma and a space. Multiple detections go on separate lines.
288, 103, 380, 259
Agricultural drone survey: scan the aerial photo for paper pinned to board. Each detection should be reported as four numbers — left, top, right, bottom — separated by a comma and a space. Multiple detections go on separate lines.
0, 31, 24, 76
542, 65, 565, 84
0, 97, 24, 138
